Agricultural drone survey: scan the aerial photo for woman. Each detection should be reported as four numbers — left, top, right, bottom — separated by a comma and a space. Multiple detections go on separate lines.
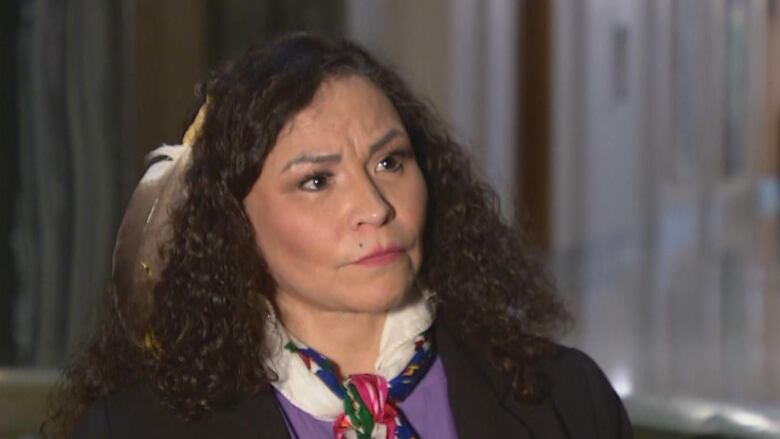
46, 33, 632, 438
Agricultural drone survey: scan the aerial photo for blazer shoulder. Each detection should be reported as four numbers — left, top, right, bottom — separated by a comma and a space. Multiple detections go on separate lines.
70, 383, 178, 439
71, 382, 288, 439
543, 345, 635, 438
70, 396, 111, 438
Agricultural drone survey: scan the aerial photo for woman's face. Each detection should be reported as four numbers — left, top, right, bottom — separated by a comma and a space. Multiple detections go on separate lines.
244, 75, 427, 316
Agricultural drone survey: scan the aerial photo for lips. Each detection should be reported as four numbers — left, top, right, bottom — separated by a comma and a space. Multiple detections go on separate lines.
354, 245, 404, 266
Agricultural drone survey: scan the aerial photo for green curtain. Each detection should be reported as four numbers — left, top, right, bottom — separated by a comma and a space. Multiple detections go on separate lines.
13, 0, 127, 367
0, 0, 21, 364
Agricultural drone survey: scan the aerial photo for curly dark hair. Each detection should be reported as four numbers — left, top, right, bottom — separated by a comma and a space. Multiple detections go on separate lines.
44, 33, 570, 438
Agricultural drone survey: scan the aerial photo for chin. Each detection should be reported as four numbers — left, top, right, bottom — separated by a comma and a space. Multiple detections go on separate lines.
344, 278, 412, 314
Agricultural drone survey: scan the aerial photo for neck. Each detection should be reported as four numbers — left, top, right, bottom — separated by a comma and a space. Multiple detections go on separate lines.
275, 299, 387, 378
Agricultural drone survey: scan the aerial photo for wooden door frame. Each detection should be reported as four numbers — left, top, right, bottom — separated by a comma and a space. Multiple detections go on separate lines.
518, 0, 552, 252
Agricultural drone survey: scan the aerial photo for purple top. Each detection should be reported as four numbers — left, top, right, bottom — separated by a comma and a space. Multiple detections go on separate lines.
274, 356, 459, 438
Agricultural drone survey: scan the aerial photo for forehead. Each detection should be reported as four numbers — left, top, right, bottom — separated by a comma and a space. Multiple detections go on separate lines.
273, 75, 403, 151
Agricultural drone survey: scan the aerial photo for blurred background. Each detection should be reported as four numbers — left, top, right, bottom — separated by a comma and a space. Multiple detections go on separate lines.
1, 0, 779, 437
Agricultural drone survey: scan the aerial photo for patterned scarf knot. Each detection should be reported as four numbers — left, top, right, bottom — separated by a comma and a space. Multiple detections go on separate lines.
284, 328, 434, 439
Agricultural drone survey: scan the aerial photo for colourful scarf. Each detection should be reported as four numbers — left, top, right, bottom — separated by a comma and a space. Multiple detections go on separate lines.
264, 291, 436, 439
285, 328, 434, 439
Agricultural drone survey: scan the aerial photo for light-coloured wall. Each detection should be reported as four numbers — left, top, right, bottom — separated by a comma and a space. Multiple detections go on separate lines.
551, 0, 649, 407
346, 0, 452, 135
551, 0, 779, 430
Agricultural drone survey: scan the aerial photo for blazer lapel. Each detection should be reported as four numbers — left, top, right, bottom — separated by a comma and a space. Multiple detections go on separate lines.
436, 323, 568, 439
437, 324, 532, 438
241, 389, 291, 439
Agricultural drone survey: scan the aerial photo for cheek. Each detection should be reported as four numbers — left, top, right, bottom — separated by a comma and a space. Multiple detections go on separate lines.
409, 170, 428, 265
255, 203, 328, 268
385, 167, 427, 264
399, 168, 428, 234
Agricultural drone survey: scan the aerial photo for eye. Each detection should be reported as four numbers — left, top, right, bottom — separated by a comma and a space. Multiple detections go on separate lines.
298, 172, 332, 192
376, 152, 405, 172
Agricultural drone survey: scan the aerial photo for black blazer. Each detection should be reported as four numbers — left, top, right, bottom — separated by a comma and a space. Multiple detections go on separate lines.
71, 326, 634, 438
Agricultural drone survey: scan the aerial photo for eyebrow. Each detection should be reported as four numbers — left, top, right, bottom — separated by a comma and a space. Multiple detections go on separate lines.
281, 128, 404, 173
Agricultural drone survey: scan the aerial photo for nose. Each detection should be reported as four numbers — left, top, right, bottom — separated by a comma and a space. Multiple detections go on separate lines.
348, 173, 395, 230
